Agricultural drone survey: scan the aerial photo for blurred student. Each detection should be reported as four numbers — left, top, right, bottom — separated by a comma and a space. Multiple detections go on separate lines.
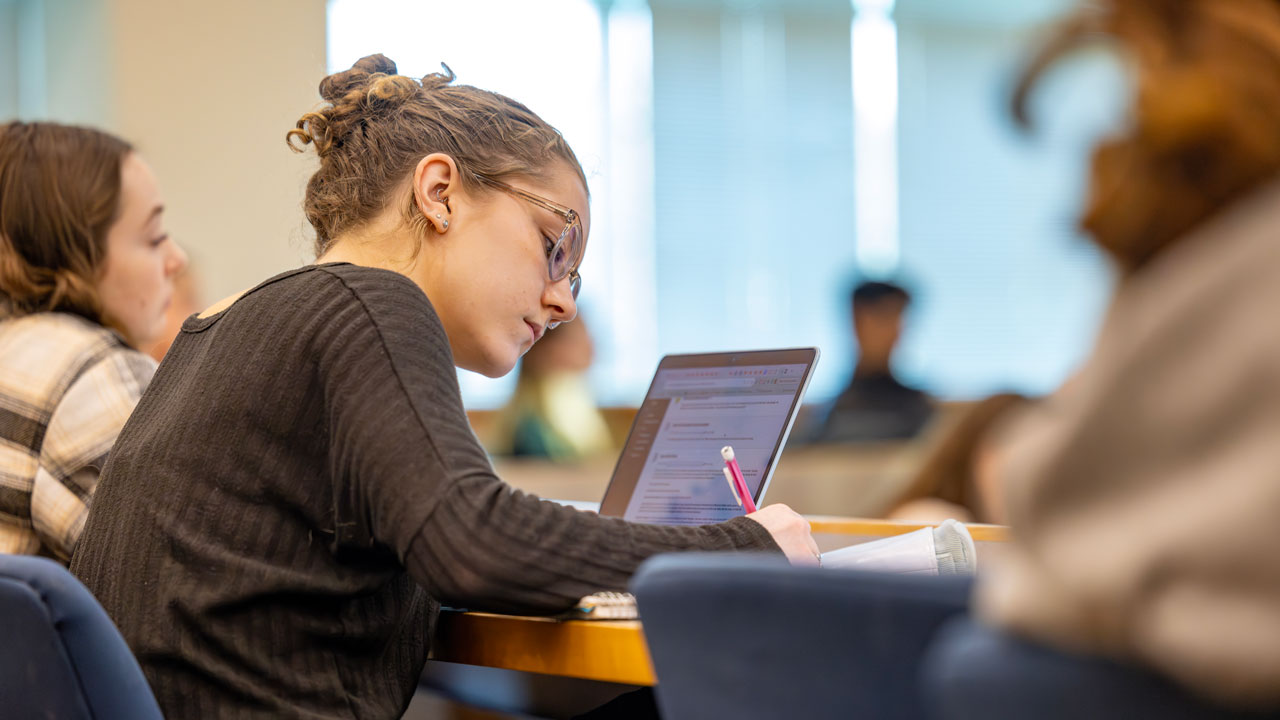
886, 392, 1029, 525
71, 55, 818, 718
817, 280, 933, 443
0, 121, 186, 562
494, 314, 613, 461
144, 264, 202, 362
979, 0, 1280, 707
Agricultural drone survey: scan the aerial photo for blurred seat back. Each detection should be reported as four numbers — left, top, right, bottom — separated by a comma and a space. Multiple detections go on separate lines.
922, 617, 1280, 720
631, 553, 971, 720
0, 554, 162, 719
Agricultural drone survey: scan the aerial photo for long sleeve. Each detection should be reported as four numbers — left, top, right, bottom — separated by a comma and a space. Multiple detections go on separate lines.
70, 263, 776, 719
317, 267, 779, 615
34, 349, 154, 559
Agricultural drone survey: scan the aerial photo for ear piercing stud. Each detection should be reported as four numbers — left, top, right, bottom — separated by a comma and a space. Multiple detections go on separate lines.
434, 192, 450, 230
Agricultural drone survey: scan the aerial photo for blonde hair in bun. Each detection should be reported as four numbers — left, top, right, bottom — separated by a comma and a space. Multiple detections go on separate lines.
288, 54, 586, 255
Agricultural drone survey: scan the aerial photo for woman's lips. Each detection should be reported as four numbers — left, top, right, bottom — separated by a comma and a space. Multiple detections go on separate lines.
526, 321, 542, 344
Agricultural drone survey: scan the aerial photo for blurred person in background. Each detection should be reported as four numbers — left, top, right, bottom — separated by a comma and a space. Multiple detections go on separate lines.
144, 263, 203, 362
493, 313, 613, 461
885, 392, 1030, 525
978, 0, 1280, 708
816, 280, 933, 444
0, 121, 187, 562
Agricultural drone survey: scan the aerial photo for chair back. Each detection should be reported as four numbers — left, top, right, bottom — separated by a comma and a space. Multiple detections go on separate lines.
0, 554, 162, 719
922, 616, 1280, 720
631, 553, 971, 720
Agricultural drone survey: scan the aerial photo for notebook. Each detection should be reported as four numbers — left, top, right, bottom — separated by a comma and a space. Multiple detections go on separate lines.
560, 592, 638, 620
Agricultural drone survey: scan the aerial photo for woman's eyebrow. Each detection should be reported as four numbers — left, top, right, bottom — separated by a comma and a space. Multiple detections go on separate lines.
532, 204, 565, 230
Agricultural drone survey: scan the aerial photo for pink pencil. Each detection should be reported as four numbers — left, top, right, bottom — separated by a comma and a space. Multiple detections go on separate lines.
720, 445, 757, 513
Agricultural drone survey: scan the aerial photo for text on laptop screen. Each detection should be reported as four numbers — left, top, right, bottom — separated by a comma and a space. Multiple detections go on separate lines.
618, 363, 809, 525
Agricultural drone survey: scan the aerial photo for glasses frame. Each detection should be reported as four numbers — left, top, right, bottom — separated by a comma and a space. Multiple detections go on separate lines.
474, 174, 583, 300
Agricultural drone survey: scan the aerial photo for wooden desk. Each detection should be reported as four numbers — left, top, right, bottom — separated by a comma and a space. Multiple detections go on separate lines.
433, 613, 655, 685
807, 516, 1009, 543
428, 517, 1008, 687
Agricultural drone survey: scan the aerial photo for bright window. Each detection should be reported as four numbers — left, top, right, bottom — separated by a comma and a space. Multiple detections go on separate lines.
326, 0, 1121, 407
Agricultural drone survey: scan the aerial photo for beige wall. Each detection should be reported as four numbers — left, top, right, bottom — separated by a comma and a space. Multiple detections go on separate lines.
10, 0, 328, 300
108, 0, 327, 299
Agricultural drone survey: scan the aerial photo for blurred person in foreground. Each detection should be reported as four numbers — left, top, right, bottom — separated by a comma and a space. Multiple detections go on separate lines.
816, 280, 933, 444
885, 392, 1030, 525
978, 0, 1280, 708
493, 313, 613, 461
0, 121, 187, 562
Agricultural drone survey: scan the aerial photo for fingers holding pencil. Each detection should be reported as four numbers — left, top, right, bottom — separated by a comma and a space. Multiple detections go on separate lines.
747, 504, 822, 567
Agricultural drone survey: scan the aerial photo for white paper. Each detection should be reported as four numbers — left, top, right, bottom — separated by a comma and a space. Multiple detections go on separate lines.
819, 526, 940, 575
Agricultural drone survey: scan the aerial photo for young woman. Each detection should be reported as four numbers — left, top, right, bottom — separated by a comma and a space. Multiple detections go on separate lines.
71, 55, 818, 718
0, 121, 187, 561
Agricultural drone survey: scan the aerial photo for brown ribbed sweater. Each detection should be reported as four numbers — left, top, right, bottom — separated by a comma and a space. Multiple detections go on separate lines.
71, 264, 778, 719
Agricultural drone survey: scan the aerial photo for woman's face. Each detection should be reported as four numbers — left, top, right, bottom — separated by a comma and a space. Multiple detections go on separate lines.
425, 162, 588, 378
96, 154, 188, 348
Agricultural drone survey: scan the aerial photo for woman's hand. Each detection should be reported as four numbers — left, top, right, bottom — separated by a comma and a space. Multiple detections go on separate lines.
747, 504, 821, 566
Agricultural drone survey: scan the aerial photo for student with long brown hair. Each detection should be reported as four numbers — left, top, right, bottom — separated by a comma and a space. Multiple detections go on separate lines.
71, 55, 818, 718
886, 393, 1029, 524
979, 0, 1280, 706
0, 122, 187, 561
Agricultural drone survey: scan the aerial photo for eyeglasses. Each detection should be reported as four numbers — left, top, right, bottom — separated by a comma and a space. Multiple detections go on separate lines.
474, 174, 584, 301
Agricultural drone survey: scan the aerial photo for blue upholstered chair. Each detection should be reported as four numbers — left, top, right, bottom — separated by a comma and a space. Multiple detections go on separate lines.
630, 553, 972, 720
0, 554, 162, 719
922, 616, 1280, 720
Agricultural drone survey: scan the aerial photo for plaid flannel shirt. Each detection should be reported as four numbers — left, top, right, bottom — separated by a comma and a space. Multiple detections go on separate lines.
0, 312, 155, 561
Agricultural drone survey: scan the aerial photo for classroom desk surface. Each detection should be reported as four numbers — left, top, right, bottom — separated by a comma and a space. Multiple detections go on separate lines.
428, 517, 1009, 687
433, 612, 655, 685
807, 516, 1009, 543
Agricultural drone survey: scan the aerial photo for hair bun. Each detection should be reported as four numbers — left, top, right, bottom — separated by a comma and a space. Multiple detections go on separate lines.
318, 53, 399, 104
420, 62, 457, 93
290, 54, 422, 158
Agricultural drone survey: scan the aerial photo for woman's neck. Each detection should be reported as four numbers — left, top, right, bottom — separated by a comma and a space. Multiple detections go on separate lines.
318, 213, 424, 280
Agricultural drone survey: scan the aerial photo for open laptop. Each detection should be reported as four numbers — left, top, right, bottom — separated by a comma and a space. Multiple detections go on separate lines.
597, 348, 819, 525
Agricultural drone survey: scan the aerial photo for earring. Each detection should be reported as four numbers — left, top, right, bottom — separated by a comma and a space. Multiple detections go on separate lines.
442, 220, 450, 230
435, 214, 442, 219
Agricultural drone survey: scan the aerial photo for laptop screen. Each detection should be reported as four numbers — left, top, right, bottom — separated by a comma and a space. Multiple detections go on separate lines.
598, 348, 818, 525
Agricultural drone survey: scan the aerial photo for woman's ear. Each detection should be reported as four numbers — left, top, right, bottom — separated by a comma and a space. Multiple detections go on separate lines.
412, 153, 459, 235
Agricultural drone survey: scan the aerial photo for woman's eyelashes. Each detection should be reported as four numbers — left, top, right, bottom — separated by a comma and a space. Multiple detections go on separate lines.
543, 232, 558, 258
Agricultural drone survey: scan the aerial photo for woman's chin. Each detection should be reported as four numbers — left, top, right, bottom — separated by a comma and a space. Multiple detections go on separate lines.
457, 349, 519, 379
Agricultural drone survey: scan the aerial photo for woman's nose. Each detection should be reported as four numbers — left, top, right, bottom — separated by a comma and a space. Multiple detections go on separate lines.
545, 276, 578, 326
168, 242, 189, 275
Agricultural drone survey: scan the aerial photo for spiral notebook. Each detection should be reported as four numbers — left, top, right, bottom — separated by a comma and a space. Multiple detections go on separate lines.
560, 592, 637, 621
